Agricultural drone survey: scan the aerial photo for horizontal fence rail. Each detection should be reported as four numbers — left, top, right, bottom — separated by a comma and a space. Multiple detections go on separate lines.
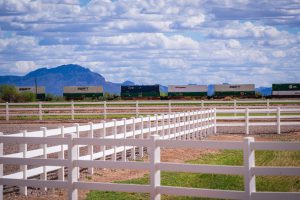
0, 99, 300, 120
1, 132, 300, 200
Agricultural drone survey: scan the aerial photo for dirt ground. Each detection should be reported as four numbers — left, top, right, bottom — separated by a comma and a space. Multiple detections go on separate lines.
1, 122, 300, 200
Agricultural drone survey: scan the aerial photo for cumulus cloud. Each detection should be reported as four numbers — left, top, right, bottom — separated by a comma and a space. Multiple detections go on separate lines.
0, 0, 299, 86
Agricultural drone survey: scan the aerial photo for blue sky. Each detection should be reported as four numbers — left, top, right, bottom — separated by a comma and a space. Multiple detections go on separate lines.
0, 0, 299, 87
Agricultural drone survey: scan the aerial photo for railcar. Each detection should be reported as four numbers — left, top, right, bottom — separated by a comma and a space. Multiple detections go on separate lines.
63, 86, 103, 100
121, 85, 165, 100
168, 85, 207, 99
272, 83, 300, 98
213, 84, 255, 98
17, 86, 46, 100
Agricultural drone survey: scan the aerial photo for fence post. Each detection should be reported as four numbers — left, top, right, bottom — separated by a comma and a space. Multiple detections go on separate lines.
191, 111, 195, 140
155, 114, 159, 136
147, 115, 151, 139
139, 116, 144, 157
245, 108, 249, 135
131, 117, 136, 160
168, 100, 171, 113
67, 133, 78, 200
214, 108, 217, 135
234, 99, 237, 117
243, 137, 256, 200
71, 100, 75, 120
20, 130, 27, 195
0, 132, 3, 200
74, 123, 80, 178
161, 113, 165, 139
267, 99, 270, 116
88, 122, 94, 174
183, 112, 186, 140
122, 118, 127, 161
167, 113, 171, 140
136, 101, 139, 117
277, 107, 281, 135
150, 135, 161, 200
147, 115, 151, 154
101, 120, 106, 161
112, 119, 117, 161
40, 127, 47, 191
39, 102, 43, 120
104, 101, 107, 120
58, 126, 65, 181
5, 102, 9, 121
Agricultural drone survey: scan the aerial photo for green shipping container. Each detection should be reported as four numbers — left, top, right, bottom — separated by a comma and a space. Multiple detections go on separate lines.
168, 92, 207, 97
63, 93, 103, 99
272, 84, 300, 91
214, 91, 255, 97
121, 85, 162, 98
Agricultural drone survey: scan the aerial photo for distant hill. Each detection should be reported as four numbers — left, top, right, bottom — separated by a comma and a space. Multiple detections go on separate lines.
0, 64, 134, 95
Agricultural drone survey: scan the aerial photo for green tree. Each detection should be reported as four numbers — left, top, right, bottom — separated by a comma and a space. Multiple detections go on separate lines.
0, 85, 19, 102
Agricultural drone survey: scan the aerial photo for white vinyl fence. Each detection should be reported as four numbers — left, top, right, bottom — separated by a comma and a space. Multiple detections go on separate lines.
1, 133, 300, 200
0, 110, 216, 199
217, 107, 300, 134
1, 99, 300, 120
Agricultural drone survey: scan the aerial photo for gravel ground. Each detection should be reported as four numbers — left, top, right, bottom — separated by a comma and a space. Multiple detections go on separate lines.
1, 122, 300, 200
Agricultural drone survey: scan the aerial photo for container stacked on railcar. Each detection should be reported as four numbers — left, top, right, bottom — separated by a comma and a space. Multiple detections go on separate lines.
17, 86, 46, 100
214, 84, 255, 98
272, 83, 300, 97
121, 85, 165, 99
168, 85, 207, 99
63, 86, 103, 100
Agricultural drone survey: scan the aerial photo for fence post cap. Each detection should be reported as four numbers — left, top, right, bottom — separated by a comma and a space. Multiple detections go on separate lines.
150, 134, 160, 140
244, 137, 254, 141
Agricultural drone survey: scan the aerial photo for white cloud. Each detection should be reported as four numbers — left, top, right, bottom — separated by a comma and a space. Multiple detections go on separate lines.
0, 0, 299, 87
10, 61, 37, 74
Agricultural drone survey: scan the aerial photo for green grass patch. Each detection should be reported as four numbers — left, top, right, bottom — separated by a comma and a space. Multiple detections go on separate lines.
86, 149, 300, 200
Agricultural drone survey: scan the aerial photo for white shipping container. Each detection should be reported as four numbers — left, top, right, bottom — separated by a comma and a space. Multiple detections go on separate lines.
17, 86, 45, 94
272, 91, 300, 96
214, 84, 254, 92
168, 85, 208, 92
64, 86, 103, 94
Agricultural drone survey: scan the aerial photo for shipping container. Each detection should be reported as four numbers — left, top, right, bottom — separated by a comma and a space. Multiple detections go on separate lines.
63, 86, 103, 99
272, 83, 300, 97
17, 86, 46, 100
214, 84, 255, 97
121, 85, 163, 99
168, 85, 207, 97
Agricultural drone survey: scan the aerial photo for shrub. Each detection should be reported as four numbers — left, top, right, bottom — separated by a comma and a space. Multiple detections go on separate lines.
0, 85, 19, 102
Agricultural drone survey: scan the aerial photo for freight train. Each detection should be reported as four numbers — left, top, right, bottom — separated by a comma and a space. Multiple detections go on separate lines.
13, 83, 300, 101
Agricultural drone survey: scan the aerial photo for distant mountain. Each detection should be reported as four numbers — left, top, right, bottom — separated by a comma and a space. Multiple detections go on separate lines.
0, 64, 135, 95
